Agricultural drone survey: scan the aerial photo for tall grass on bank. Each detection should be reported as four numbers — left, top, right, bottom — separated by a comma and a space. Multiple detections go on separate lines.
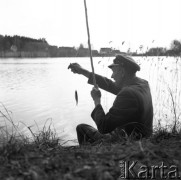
20, 118, 60, 150
0, 103, 61, 153
0, 102, 23, 145
136, 56, 181, 129
168, 86, 181, 133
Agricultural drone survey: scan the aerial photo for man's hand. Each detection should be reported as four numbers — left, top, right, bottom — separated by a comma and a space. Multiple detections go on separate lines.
68, 63, 84, 74
68, 63, 90, 78
91, 87, 101, 106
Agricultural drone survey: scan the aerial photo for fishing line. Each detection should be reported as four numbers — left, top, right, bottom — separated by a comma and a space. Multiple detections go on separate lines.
73, 46, 81, 106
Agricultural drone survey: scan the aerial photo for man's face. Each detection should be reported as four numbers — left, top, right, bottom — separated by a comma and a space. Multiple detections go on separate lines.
110, 65, 125, 86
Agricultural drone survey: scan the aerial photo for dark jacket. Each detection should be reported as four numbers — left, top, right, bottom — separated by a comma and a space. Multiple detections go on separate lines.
88, 73, 153, 138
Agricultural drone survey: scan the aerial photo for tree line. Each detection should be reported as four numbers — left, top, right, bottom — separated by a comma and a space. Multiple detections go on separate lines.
0, 35, 181, 57
132, 40, 181, 56
0, 35, 48, 52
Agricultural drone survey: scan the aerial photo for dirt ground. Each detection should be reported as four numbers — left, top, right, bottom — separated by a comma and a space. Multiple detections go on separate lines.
0, 135, 181, 180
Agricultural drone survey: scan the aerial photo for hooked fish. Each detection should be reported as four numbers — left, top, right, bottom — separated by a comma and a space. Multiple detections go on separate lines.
75, 90, 78, 106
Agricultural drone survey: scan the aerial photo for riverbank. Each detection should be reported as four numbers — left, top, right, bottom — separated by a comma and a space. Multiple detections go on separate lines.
0, 51, 49, 58
0, 126, 181, 180
0, 51, 114, 58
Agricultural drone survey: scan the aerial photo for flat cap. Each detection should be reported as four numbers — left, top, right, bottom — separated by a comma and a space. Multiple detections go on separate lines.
108, 54, 140, 71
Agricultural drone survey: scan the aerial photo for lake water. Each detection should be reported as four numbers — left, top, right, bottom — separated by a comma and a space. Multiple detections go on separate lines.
0, 57, 181, 145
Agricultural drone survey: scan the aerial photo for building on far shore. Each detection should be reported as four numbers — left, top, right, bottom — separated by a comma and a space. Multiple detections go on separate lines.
100, 48, 112, 56
75, 47, 99, 57
111, 49, 122, 56
99, 47, 123, 56
58, 47, 77, 57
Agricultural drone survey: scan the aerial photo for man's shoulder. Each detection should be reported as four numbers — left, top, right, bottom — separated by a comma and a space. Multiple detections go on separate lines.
117, 76, 151, 97
132, 77, 149, 86
117, 86, 136, 98
127, 77, 150, 92
117, 83, 146, 98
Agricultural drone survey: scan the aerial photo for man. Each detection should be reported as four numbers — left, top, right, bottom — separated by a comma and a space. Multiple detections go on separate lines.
68, 54, 153, 145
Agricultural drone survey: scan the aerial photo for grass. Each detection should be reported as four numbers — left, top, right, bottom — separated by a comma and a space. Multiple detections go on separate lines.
1, 104, 181, 180
0, 125, 181, 180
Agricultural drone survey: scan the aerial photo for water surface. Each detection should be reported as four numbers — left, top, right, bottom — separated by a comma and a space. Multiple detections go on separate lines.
0, 57, 181, 144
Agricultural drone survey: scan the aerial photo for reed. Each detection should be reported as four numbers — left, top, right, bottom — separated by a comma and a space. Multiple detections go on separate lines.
0, 104, 61, 154
136, 55, 181, 130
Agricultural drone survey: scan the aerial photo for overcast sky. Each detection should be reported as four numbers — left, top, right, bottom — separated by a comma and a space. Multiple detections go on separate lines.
1, 0, 181, 52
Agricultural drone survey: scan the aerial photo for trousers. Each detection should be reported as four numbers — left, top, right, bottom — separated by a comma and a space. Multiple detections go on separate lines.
76, 123, 143, 145
76, 124, 110, 145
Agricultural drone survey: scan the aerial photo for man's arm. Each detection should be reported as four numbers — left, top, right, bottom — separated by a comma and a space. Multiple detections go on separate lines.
68, 63, 120, 95
91, 88, 140, 134
88, 73, 120, 95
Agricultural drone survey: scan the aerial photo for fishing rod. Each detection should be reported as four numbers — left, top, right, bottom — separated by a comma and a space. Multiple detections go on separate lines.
68, 0, 97, 106
83, 0, 97, 88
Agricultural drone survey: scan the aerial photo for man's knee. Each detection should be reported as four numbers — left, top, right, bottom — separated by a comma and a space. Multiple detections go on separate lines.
76, 123, 87, 133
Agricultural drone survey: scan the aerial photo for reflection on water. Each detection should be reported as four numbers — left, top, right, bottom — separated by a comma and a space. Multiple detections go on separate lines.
0, 57, 181, 143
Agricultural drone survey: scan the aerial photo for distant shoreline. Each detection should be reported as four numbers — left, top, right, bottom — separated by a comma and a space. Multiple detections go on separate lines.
1, 35, 181, 58
0, 51, 120, 58
0, 50, 176, 58
0, 53, 176, 58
